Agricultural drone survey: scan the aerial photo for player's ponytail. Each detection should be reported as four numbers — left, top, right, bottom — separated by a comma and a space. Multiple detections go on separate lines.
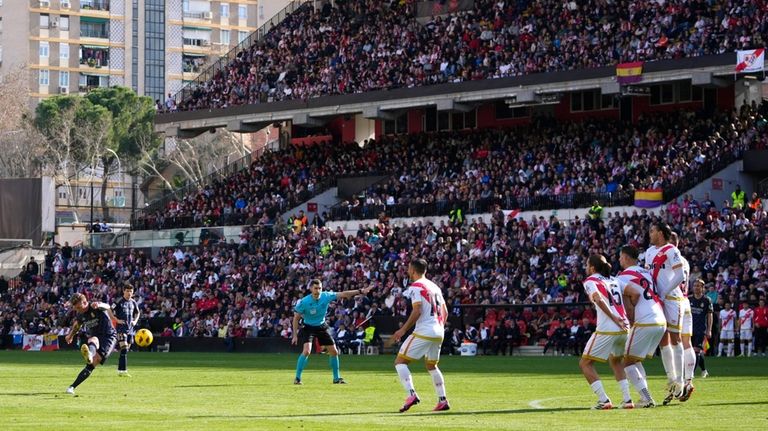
587, 254, 611, 277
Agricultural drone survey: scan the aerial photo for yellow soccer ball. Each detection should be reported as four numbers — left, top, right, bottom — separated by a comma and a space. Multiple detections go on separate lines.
135, 328, 154, 347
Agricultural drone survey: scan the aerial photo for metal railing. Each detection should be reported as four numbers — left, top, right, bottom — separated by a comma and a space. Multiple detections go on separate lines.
330, 191, 633, 221
131, 175, 336, 230
662, 147, 745, 203
80, 28, 109, 38
80, 0, 109, 12
169, 0, 312, 109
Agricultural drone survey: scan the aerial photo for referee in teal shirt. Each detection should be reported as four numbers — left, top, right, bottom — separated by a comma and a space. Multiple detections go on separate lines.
292, 279, 373, 384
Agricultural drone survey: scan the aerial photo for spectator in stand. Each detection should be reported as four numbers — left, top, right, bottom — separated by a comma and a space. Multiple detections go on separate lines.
169, 1, 768, 112
138, 105, 767, 230
732, 185, 746, 210
754, 297, 768, 356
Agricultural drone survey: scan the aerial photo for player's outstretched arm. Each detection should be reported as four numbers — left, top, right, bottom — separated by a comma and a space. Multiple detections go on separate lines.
335, 285, 374, 300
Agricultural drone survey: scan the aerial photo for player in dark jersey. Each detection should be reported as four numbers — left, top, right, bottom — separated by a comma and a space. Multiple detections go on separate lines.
65, 292, 122, 395
689, 279, 713, 379
113, 284, 140, 377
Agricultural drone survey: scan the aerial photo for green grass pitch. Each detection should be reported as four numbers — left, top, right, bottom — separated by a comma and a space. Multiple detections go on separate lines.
0, 351, 766, 430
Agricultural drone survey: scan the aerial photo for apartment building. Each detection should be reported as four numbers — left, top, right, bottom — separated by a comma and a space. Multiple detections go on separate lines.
0, 0, 281, 104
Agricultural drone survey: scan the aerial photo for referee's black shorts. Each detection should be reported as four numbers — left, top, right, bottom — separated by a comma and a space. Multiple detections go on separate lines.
299, 324, 335, 346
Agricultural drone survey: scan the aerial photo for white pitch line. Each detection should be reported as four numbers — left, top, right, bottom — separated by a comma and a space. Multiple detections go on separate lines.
528, 396, 581, 409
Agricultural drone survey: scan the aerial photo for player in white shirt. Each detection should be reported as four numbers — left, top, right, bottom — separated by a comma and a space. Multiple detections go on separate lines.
579, 254, 630, 410
738, 303, 754, 357
718, 302, 736, 357
644, 223, 686, 403
391, 258, 450, 413
670, 232, 697, 402
617, 246, 667, 408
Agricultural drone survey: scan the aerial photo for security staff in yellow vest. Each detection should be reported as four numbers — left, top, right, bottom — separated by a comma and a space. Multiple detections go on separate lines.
731, 185, 746, 210
588, 200, 603, 228
449, 206, 464, 226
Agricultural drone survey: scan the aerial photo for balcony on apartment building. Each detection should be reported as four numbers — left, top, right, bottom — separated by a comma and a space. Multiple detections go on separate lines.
80, 0, 110, 12
183, 10, 213, 20
80, 20, 109, 39
79, 74, 109, 92
79, 46, 109, 68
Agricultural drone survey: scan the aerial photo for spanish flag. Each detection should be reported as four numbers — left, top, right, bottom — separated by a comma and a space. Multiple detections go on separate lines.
616, 61, 644, 84
634, 189, 663, 208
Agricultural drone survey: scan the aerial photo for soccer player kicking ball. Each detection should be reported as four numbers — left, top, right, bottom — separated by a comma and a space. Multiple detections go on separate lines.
65, 293, 122, 395
579, 255, 630, 410
617, 246, 667, 408
390, 258, 450, 413
291, 279, 373, 385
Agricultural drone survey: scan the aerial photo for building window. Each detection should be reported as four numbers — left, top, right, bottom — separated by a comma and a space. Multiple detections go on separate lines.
39, 41, 49, 57
220, 29, 230, 45
238, 5, 247, 19
59, 71, 69, 87
60, 43, 69, 60
220, 3, 229, 17
238, 31, 247, 43
40, 14, 50, 28
60, 15, 69, 30
39, 69, 50, 86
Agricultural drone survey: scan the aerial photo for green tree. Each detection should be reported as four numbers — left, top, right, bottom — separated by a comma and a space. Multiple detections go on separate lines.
84, 87, 159, 221
34, 87, 159, 222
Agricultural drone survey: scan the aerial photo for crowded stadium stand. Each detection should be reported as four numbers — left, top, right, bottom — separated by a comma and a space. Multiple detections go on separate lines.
3, 1, 768, 358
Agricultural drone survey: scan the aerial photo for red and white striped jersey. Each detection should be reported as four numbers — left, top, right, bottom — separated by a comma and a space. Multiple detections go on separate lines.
583, 274, 628, 333
617, 266, 666, 325
720, 309, 736, 331
404, 277, 446, 339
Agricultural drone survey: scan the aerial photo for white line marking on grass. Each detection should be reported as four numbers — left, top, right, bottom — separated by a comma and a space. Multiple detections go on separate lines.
528, 396, 581, 409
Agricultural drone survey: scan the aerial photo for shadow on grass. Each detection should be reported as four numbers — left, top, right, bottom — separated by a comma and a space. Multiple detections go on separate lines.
2, 351, 767, 376
191, 407, 593, 419
191, 411, 392, 419
174, 384, 241, 388
0, 392, 60, 396
699, 401, 768, 407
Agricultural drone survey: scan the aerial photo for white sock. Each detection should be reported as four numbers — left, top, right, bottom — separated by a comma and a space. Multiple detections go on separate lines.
428, 367, 447, 399
618, 379, 631, 402
684, 347, 696, 381
590, 380, 609, 402
636, 362, 647, 380
660, 345, 675, 383
747, 342, 752, 357
672, 343, 684, 385
727, 343, 734, 357
395, 364, 416, 396
625, 364, 651, 401
718, 343, 724, 356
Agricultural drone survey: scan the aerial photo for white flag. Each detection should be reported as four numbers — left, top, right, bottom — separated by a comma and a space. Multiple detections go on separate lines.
735, 49, 765, 73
